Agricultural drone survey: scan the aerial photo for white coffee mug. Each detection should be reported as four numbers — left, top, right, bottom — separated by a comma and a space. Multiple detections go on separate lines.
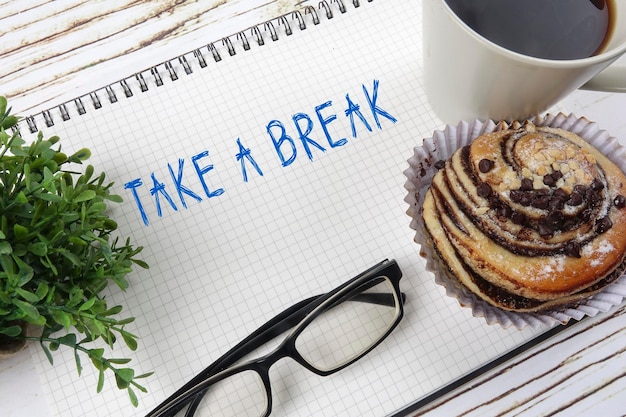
423, 0, 626, 124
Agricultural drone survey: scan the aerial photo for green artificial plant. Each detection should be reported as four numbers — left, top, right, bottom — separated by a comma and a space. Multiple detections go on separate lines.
0, 96, 151, 406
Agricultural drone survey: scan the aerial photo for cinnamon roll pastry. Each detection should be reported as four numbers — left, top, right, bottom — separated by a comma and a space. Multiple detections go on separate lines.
422, 121, 626, 312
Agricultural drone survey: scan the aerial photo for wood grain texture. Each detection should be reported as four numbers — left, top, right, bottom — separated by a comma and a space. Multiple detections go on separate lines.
1, 1, 626, 416
1, 0, 312, 114
404, 304, 626, 416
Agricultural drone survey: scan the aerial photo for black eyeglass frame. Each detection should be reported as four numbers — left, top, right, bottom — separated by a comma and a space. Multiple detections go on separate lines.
147, 258, 404, 417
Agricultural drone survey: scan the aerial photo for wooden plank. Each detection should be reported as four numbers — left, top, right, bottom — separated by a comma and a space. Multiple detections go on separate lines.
1, 0, 314, 114
399, 305, 626, 416
2, 1, 626, 416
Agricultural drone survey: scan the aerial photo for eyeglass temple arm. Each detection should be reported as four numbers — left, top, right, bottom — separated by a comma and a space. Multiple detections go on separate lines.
210, 290, 405, 373
197, 260, 404, 377
196, 260, 402, 372
152, 291, 407, 417
149, 283, 405, 416
147, 295, 321, 417
177, 291, 405, 417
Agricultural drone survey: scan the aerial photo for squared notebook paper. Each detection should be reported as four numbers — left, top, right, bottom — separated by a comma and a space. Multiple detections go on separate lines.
14, 1, 589, 416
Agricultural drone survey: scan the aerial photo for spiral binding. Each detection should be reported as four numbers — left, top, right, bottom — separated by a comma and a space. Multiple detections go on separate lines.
21, 0, 369, 134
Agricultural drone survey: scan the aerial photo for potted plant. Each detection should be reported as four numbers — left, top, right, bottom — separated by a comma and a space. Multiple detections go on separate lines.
0, 96, 151, 406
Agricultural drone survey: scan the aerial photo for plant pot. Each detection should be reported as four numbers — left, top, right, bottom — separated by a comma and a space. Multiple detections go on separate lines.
0, 322, 41, 360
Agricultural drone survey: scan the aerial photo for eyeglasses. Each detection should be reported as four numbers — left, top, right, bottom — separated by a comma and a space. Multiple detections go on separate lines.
146, 259, 404, 417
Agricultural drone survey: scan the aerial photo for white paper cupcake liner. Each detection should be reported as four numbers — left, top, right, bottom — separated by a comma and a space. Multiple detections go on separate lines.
404, 113, 626, 329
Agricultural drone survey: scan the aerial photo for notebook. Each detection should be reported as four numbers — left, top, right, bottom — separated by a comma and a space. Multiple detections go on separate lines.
15, 1, 562, 415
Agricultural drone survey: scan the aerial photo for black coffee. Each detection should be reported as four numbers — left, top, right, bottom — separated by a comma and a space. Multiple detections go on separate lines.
445, 0, 614, 60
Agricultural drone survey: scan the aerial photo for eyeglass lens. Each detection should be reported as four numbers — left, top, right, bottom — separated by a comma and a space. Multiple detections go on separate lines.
295, 276, 399, 372
171, 275, 399, 417
179, 370, 267, 416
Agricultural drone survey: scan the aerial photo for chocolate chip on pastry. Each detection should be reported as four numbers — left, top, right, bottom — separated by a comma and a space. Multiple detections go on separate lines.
421, 121, 626, 312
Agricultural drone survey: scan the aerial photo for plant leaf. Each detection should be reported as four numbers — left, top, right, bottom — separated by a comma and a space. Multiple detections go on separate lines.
128, 387, 138, 407
59, 250, 81, 267
15, 287, 40, 303
74, 190, 96, 203
121, 331, 138, 351
53, 151, 67, 164
14, 191, 28, 204
108, 358, 131, 365
42, 167, 55, 189
52, 310, 72, 330
115, 368, 134, 389
35, 282, 49, 300
40, 342, 54, 365
87, 201, 106, 214
0, 241, 12, 255
12, 298, 40, 321
13, 224, 28, 240
0, 325, 22, 337
78, 297, 96, 312
131, 258, 149, 269
27, 242, 48, 256
13, 256, 34, 286
135, 371, 154, 380
33, 192, 62, 203
105, 194, 123, 203
89, 348, 105, 371
70, 148, 91, 162
85, 318, 106, 337
97, 369, 105, 393
102, 305, 123, 316
67, 288, 84, 308
68, 236, 87, 246
57, 333, 77, 346
1, 115, 18, 130
74, 350, 83, 376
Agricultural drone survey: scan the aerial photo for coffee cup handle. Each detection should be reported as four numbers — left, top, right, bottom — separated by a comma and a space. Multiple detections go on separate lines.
581, 63, 626, 93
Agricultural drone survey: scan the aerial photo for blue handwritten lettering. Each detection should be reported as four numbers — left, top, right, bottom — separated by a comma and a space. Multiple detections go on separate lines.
315, 101, 347, 148
363, 79, 397, 129
124, 79, 398, 226
236, 138, 264, 182
267, 120, 297, 167
293, 112, 326, 161
192, 150, 225, 198
124, 178, 149, 226
150, 173, 178, 218
168, 159, 202, 208
345, 93, 372, 138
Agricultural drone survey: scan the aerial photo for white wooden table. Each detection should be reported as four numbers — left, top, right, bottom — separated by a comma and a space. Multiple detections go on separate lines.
1, 1, 625, 416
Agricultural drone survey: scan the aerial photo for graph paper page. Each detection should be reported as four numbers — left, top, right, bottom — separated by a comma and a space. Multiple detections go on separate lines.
18, 1, 543, 416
